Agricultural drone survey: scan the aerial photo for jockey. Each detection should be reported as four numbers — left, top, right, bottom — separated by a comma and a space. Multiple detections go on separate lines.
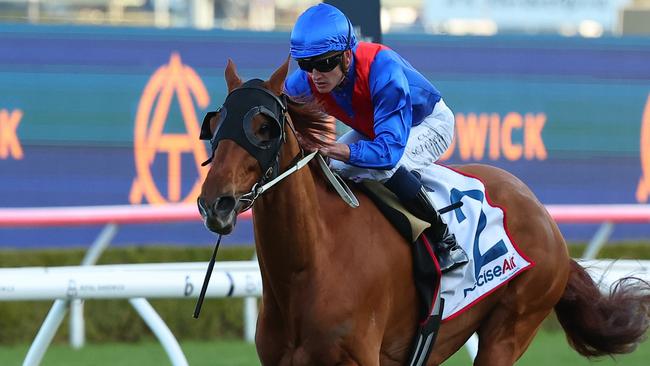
285, 3, 468, 272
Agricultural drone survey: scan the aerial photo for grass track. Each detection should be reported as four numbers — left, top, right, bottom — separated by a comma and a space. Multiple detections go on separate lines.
0, 331, 647, 365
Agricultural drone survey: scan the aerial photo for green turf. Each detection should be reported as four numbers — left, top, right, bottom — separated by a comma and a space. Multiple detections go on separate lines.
444, 331, 650, 366
0, 331, 647, 365
0, 340, 260, 366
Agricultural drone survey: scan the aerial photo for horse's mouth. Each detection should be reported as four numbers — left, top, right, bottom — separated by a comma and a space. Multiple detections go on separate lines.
204, 213, 237, 235
198, 195, 242, 235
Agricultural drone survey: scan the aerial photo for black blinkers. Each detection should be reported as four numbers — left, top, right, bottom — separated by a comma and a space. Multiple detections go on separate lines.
200, 79, 287, 178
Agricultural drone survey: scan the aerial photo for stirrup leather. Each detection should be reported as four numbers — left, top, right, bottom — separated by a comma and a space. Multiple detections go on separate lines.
406, 289, 444, 366
415, 189, 469, 272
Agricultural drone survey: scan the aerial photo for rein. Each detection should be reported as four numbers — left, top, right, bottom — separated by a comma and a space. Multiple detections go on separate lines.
238, 150, 318, 211
238, 151, 360, 211
234, 93, 358, 210
316, 154, 359, 208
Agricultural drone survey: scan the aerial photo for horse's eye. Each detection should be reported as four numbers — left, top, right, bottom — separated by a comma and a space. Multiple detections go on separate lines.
243, 108, 280, 148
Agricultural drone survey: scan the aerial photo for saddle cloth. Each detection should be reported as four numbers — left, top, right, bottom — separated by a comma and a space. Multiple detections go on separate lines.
419, 164, 534, 320
360, 164, 534, 321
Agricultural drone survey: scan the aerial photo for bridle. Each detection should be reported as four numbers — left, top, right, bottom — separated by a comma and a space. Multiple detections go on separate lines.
194, 79, 328, 319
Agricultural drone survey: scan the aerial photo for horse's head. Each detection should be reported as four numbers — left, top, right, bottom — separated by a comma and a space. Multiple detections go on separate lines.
197, 59, 290, 234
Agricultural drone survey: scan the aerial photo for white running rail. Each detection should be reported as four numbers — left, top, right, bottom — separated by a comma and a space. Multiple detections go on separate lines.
0, 261, 262, 366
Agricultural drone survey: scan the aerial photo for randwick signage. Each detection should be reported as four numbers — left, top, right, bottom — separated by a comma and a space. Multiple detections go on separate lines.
0, 108, 22, 160
130, 53, 210, 204
440, 112, 547, 161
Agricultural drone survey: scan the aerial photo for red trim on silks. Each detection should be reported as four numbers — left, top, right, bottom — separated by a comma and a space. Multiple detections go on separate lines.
420, 235, 442, 326
432, 162, 536, 323
308, 42, 389, 139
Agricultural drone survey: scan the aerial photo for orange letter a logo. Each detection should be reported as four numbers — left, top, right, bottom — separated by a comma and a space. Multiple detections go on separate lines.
130, 52, 210, 204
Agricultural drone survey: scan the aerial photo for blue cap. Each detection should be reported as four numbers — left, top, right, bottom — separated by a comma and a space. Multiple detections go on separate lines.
290, 4, 357, 59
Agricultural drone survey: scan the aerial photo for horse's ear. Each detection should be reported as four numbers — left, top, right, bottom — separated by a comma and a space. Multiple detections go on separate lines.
266, 56, 290, 96
225, 58, 242, 92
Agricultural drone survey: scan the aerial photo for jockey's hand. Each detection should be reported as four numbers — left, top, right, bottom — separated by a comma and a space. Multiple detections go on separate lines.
320, 142, 350, 162
296, 132, 350, 162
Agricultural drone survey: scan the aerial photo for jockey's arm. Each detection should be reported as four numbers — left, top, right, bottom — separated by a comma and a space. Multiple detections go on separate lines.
345, 63, 413, 169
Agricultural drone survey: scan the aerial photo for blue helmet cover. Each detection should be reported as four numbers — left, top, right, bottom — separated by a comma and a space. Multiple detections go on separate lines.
290, 4, 357, 59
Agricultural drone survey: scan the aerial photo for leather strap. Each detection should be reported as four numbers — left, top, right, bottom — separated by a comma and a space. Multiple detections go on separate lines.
316, 154, 359, 208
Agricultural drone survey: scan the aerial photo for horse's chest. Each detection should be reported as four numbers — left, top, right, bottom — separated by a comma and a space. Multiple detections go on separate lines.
259, 312, 357, 365
258, 275, 373, 365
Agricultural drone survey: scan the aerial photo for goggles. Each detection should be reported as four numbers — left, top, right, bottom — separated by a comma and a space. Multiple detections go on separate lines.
297, 52, 344, 73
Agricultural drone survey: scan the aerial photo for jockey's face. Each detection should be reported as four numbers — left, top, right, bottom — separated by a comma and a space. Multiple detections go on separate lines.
304, 50, 351, 93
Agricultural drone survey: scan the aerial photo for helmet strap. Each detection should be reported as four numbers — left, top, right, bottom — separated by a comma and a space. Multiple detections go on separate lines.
336, 50, 351, 88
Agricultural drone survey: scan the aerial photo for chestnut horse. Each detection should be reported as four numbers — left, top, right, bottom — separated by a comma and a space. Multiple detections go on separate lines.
197, 59, 650, 365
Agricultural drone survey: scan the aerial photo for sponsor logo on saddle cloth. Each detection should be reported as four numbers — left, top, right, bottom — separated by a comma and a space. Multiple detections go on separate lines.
418, 164, 533, 320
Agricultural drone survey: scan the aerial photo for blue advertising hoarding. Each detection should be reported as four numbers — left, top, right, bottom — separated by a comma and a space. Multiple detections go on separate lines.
1, 24, 649, 247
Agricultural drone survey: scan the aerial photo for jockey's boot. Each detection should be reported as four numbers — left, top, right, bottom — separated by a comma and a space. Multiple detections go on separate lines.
385, 166, 469, 272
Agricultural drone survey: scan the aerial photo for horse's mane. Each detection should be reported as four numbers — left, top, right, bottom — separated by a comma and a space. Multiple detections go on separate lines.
286, 97, 337, 145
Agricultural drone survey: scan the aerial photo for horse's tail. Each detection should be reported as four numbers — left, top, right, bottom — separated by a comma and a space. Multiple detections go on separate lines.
554, 259, 650, 357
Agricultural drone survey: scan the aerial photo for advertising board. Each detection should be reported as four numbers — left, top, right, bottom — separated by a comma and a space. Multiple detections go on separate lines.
1, 25, 648, 246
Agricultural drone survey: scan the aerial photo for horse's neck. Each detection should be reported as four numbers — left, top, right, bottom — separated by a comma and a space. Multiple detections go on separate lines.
252, 139, 325, 282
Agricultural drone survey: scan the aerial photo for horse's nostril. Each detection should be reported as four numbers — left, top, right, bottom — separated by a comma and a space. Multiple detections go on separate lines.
215, 196, 236, 214
197, 197, 208, 216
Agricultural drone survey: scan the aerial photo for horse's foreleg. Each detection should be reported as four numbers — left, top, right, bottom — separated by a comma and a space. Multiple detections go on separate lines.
255, 296, 291, 366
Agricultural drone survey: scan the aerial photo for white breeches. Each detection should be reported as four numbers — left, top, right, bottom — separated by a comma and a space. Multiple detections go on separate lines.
330, 99, 455, 182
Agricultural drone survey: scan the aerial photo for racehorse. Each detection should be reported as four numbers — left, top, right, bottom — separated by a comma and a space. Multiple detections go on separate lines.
197, 59, 650, 365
